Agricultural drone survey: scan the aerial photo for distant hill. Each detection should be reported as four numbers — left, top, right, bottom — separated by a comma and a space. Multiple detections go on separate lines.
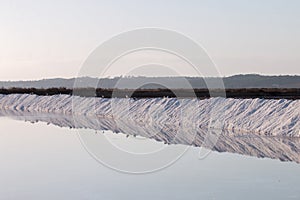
0, 74, 299, 89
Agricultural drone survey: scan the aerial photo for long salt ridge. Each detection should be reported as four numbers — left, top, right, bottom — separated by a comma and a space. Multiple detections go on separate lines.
0, 94, 299, 136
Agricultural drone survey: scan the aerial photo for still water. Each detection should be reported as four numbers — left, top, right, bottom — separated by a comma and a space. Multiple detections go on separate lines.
0, 117, 299, 200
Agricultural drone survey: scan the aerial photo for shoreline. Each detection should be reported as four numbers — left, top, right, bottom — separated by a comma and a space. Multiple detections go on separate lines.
0, 88, 300, 99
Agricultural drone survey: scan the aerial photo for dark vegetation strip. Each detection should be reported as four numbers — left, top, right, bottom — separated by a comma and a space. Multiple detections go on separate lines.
0, 88, 300, 99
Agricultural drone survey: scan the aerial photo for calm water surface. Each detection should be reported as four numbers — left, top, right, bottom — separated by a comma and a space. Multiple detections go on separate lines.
0, 117, 299, 200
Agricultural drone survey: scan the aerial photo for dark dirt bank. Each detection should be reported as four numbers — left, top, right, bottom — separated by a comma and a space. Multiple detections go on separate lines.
0, 88, 300, 99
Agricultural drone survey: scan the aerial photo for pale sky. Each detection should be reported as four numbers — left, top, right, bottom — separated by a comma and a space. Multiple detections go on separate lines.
0, 0, 300, 80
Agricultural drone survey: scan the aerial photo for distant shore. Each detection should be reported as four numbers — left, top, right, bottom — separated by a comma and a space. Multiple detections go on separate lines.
0, 88, 300, 99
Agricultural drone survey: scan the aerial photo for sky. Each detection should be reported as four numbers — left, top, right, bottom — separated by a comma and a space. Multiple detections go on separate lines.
0, 0, 300, 80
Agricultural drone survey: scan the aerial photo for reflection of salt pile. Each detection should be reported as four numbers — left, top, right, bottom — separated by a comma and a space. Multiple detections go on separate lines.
0, 94, 299, 136
1, 107, 300, 164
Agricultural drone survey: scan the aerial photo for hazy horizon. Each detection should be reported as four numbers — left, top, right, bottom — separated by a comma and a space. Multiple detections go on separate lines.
1, 73, 300, 82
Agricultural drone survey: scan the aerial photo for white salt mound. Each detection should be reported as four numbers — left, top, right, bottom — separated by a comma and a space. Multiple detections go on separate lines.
0, 94, 299, 136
